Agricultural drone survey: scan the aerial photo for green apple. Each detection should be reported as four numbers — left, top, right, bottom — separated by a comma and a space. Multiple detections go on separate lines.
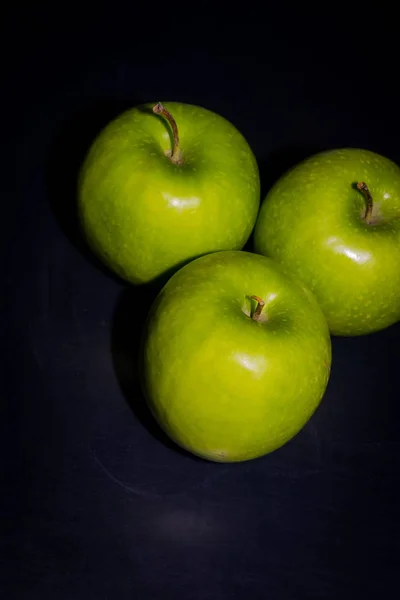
78, 102, 260, 285
141, 250, 331, 462
254, 148, 400, 336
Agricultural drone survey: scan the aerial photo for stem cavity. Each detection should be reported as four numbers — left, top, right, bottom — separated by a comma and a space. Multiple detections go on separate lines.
152, 102, 183, 165
357, 181, 373, 224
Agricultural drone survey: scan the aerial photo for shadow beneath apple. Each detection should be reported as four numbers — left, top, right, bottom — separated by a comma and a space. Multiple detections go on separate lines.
111, 284, 203, 460
328, 320, 400, 442
45, 97, 144, 282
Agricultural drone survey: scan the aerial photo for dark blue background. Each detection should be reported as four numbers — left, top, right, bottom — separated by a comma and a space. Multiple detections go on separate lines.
2, 4, 400, 598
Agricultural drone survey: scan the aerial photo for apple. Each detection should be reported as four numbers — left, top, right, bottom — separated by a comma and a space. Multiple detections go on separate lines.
141, 250, 331, 462
78, 102, 260, 285
254, 148, 400, 336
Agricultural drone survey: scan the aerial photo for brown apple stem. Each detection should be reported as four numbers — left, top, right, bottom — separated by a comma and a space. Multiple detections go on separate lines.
152, 102, 183, 165
250, 295, 265, 321
357, 181, 373, 224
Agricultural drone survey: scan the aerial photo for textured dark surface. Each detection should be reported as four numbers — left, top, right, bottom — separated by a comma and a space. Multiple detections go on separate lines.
2, 5, 400, 599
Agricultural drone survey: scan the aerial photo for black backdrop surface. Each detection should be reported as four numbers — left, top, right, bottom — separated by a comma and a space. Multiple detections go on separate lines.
2, 4, 400, 599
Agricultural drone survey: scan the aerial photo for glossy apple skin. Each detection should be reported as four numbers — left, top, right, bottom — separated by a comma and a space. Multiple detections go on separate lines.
141, 251, 331, 463
78, 102, 260, 285
254, 148, 400, 336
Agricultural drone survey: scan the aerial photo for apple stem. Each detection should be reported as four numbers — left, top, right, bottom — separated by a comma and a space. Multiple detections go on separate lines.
357, 181, 373, 224
250, 295, 265, 321
152, 102, 183, 165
